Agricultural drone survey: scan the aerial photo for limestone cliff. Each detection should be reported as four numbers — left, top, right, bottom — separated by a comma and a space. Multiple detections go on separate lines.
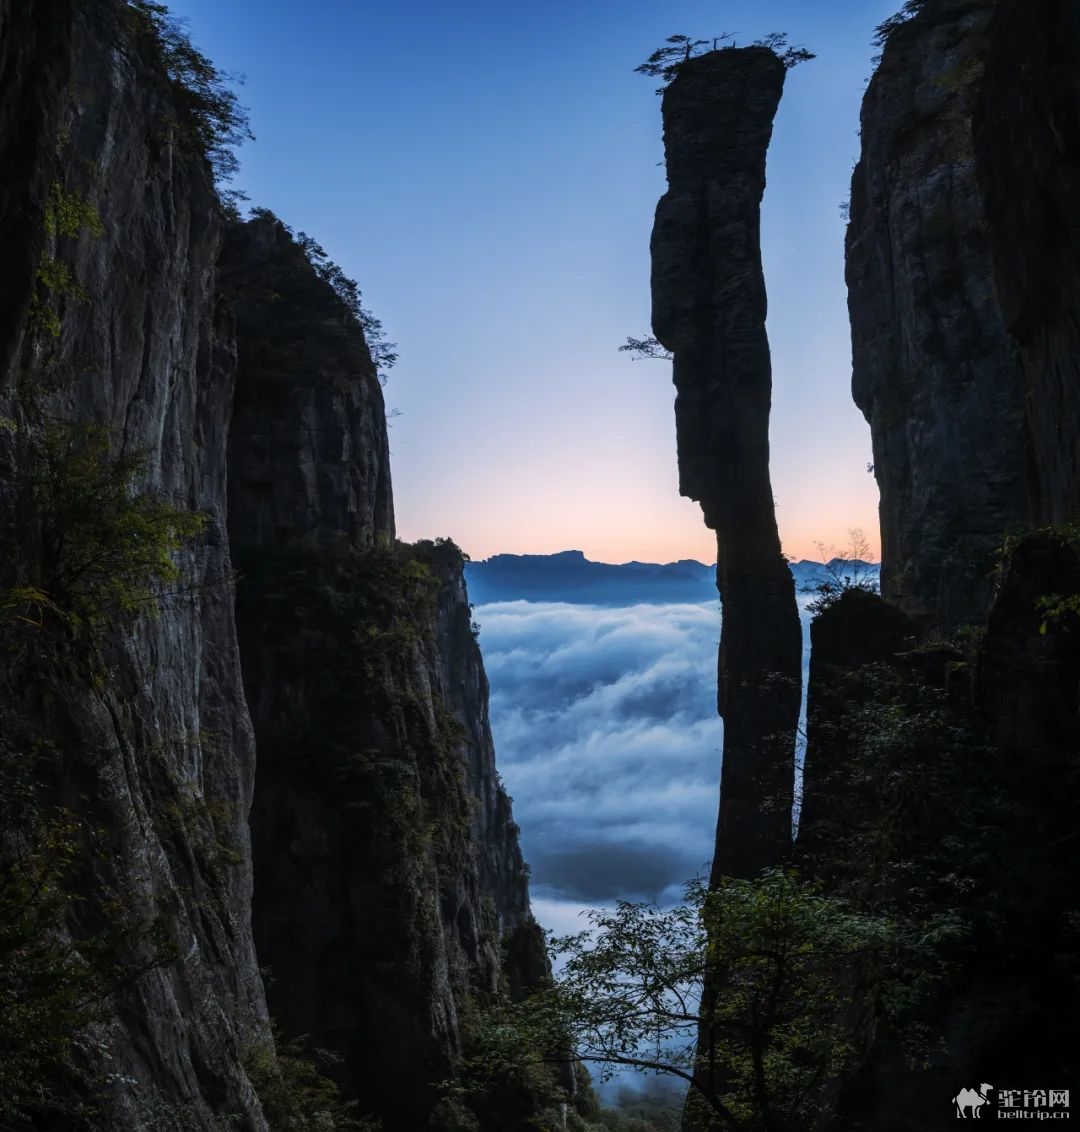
848, 0, 1080, 625
973, 0, 1080, 526
650, 47, 801, 880
805, 0, 1080, 1121
0, 8, 548, 1130
223, 216, 550, 1130
0, 2, 267, 1125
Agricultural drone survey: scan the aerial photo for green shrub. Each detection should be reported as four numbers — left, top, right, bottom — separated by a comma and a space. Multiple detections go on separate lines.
44, 181, 104, 240
3, 424, 205, 634
30, 256, 86, 338
29, 180, 104, 339
244, 1024, 375, 1131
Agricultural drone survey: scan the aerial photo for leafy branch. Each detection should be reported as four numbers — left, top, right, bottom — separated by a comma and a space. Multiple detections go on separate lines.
125, 0, 253, 183
294, 231, 399, 382
619, 336, 673, 362
460, 871, 898, 1131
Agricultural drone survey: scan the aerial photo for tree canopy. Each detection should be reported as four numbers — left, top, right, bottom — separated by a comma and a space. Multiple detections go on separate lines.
461, 871, 907, 1131
634, 32, 815, 93
873, 0, 932, 48
125, 0, 253, 183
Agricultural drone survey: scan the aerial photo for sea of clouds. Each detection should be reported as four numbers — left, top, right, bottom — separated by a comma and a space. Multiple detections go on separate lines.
474, 591, 825, 939
472, 584, 844, 1105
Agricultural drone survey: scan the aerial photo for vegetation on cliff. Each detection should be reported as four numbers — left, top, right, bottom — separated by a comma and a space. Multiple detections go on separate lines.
634, 33, 814, 93
2, 425, 206, 638
0, 433, 210, 1126
124, 0, 252, 182
0, 750, 178, 1127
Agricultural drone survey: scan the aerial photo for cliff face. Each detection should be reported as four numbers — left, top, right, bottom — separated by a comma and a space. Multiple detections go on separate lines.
222, 218, 394, 557
0, 9, 547, 1128
798, 537, 1080, 1129
816, 1, 1080, 1122
0, 2, 266, 1126
431, 552, 543, 995
650, 48, 801, 880
973, 0, 1080, 525
848, 0, 1080, 625
797, 589, 915, 871
223, 217, 549, 1130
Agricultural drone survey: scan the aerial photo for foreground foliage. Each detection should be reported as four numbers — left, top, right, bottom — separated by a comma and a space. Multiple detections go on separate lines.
244, 1025, 376, 1131
459, 871, 914, 1130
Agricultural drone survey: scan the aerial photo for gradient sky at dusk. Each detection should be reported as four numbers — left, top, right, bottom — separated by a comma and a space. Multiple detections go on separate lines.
168, 0, 899, 563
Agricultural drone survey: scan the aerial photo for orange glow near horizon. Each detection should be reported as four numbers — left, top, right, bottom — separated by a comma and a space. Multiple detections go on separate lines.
402, 526, 883, 569
396, 470, 881, 567
389, 272, 882, 573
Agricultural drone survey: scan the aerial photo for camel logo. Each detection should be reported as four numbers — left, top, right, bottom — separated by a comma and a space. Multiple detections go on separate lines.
955, 1084, 994, 1118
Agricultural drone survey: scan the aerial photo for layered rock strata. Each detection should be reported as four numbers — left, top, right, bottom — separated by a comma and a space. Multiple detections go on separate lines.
0, 8, 549, 1126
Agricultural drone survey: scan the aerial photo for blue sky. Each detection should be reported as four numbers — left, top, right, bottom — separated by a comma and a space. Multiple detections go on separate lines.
169, 0, 899, 561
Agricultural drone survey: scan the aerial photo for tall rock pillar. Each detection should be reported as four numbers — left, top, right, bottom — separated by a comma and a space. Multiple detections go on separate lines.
650, 47, 801, 880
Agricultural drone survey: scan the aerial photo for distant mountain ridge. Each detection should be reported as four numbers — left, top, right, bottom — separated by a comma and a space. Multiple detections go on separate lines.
465, 550, 880, 606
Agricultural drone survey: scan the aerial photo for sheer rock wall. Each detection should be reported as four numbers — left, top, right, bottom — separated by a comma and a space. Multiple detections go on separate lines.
223, 217, 549, 1129
0, 3, 267, 1125
848, 0, 1080, 626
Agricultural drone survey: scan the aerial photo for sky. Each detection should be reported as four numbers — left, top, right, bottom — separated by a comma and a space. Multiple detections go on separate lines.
167, 0, 899, 563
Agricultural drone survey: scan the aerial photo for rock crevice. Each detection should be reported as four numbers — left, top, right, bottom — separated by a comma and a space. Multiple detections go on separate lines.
0, 12, 547, 1128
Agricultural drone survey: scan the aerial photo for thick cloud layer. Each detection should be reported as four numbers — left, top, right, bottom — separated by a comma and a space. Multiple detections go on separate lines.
475, 582, 861, 1104
477, 590, 830, 923
476, 600, 724, 907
